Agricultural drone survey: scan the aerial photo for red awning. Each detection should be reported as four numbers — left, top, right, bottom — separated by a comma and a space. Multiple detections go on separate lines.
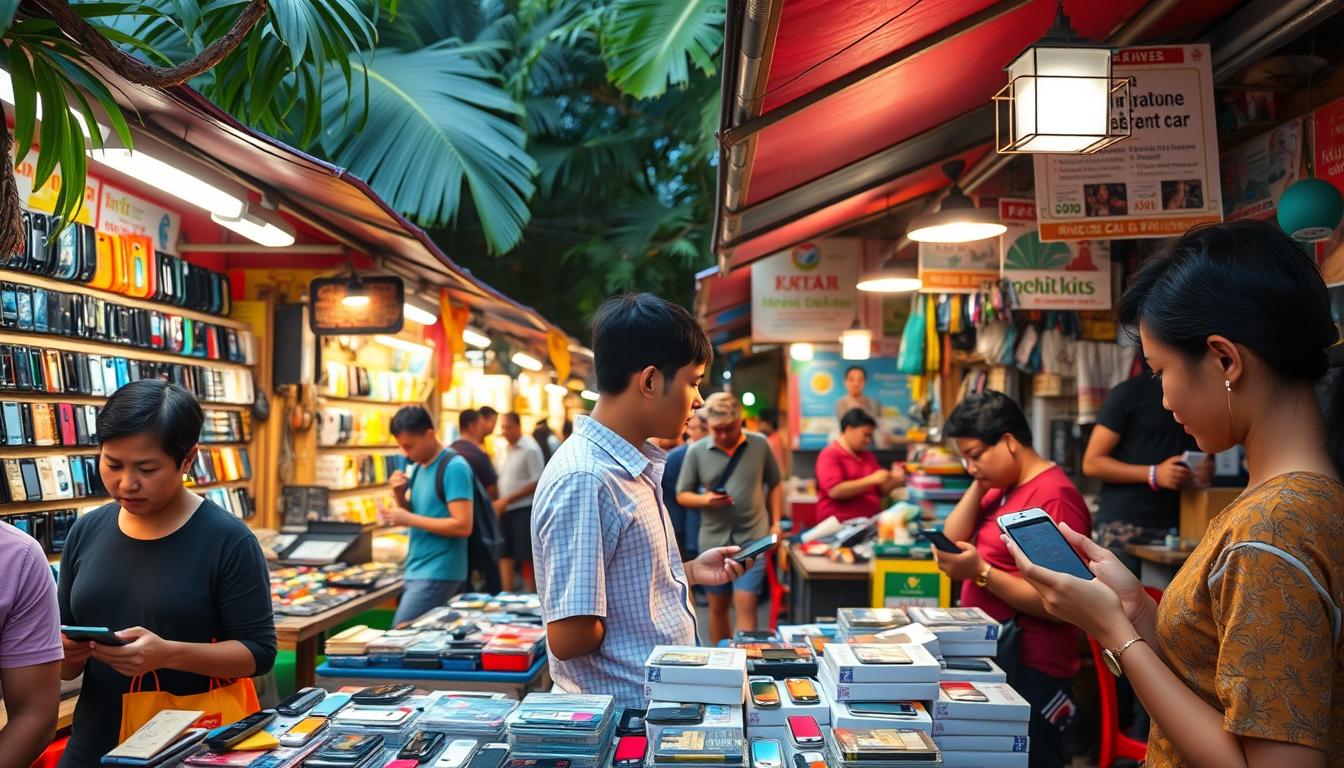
714, 0, 1239, 270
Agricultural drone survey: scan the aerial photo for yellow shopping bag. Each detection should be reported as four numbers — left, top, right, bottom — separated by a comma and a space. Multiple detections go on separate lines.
119, 671, 260, 742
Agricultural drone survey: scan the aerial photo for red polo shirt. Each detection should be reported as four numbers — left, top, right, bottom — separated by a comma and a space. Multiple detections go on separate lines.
815, 441, 881, 523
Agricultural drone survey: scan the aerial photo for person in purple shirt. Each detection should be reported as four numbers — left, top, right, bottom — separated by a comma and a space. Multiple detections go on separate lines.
0, 523, 62, 768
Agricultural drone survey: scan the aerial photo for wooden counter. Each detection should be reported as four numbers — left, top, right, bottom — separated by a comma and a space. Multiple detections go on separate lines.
787, 544, 870, 623
274, 581, 404, 688
1124, 543, 1192, 566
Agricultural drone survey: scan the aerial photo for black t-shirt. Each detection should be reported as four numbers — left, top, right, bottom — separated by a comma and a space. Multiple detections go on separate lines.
1094, 374, 1199, 529
450, 439, 498, 489
57, 500, 276, 765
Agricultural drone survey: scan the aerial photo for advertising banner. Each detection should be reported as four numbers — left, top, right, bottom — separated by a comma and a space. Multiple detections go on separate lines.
1311, 98, 1344, 285
917, 240, 1000, 293
14, 145, 100, 226
999, 199, 1111, 310
98, 183, 182, 254
1221, 118, 1303, 221
751, 239, 861, 343
788, 350, 915, 450
1034, 44, 1222, 241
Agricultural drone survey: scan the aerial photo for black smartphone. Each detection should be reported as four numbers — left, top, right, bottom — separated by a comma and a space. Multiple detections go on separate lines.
645, 703, 705, 724
616, 707, 646, 736
350, 683, 414, 705
275, 686, 326, 717
732, 533, 778, 564
60, 626, 127, 646
204, 709, 276, 751
847, 701, 919, 717
468, 745, 509, 768
918, 528, 962, 554
399, 730, 446, 762
943, 658, 993, 672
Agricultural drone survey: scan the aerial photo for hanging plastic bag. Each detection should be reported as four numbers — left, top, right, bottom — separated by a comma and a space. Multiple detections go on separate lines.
897, 294, 926, 375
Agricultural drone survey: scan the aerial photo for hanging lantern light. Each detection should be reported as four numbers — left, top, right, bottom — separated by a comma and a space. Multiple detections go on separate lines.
1278, 178, 1344, 242
840, 320, 872, 360
993, 0, 1131, 155
907, 161, 1006, 243
857, 259, 922, 293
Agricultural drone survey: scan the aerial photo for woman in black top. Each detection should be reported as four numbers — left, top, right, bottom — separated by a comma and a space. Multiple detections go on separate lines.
58, 380, 275, 765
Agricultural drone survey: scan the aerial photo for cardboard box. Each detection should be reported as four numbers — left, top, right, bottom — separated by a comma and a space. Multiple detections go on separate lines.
870, 557, 953, 609
645, 680, 748, 707
938, 641, 998, 657
869, 623, 942, 658
939, 750, 1029, 768
646, 647, 748, 687
823, 643, 941, 684
934, 735, 1029, 752
932, 683, 1030, 722
744, 679, 831, 728
931, 718, 1030, 737
1180, 487, 1245, 541
908, 607, 1001, 643
817, 663, 938, 703
829, 700, 933, 734
939, 657, 1008, 683
646, 703, 743, 746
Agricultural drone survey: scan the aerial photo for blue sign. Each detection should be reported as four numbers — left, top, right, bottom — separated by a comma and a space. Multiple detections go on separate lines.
789, 351, 915, 450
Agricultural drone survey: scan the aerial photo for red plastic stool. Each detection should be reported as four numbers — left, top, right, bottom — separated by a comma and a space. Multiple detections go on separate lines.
1089, 586, 1163, 768
30, 736, 67, 768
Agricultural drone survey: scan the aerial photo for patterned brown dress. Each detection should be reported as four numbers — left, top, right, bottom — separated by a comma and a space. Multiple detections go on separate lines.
1147, 472, 1344, 765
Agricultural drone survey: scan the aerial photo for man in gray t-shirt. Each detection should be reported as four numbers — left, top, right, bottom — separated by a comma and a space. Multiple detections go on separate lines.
677, 393, 782, 643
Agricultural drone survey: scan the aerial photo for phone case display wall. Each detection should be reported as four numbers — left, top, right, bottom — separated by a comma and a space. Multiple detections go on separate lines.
318, 408, 393, 447
0, 213, 263, 535
320, 360, 433, 403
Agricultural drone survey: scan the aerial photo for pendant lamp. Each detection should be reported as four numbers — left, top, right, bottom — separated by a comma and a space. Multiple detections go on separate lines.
993, 0, 1131, 155
1278, 178, 1344, 242
907, 161, 1006, 243
857, 259, 922, 293
840, 319, 872, 360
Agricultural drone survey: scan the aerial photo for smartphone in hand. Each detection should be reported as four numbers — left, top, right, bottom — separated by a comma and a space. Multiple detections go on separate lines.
732, 533, 778, 564
996, 508, 1093, 580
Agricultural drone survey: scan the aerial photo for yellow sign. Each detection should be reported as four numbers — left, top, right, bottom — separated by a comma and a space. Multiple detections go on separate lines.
14, 146, 99, 225
547, 329, 571, 383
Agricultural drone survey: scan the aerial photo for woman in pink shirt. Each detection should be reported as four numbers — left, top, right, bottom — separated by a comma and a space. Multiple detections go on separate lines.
815, 409, 903, 523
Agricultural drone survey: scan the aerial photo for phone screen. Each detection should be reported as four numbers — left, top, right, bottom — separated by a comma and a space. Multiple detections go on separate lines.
751, 740, 782, 766
918, 528, 961, 553
3, 404, 21, 444
849, 702, 917, 716
733, 533, 778, 563
1005, 516, 1094, 580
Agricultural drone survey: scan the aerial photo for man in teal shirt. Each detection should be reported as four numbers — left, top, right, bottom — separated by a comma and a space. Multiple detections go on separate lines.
386, 406, 476, 624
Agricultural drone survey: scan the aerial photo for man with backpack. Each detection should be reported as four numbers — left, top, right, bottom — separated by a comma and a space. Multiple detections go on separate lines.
386, 406, 478, 624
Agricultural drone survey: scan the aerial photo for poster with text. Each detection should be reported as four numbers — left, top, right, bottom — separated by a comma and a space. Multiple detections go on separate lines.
1221, 118, 1302, 221
918, 239, 1000, 293
13, 145, 99, 226
999, 199, 1111, 309
98, 183, 182, 254
788, 350, 915, 450
1311, 98, 1344, 285
1034, 45, 1222, 241
751, 239, 861, 343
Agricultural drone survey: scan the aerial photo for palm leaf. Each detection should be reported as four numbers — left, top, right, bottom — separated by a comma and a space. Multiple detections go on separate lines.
319, 42, 537, 255
598, 0, 724, 99
1005, 231, 1072, 270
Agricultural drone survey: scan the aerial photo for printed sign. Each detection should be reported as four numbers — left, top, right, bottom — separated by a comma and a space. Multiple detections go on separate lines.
751, 239, 861, 343
918, 240, 1000, 293
13, 145, 100, 226
1221, 119, 1303, 221
1034, 45, 1223, 240
309, 275, 405, 334
788, 350, 915, 450
999, 199, 1111, 310
98, 183, 182, 254
1311, 98, 1344, 284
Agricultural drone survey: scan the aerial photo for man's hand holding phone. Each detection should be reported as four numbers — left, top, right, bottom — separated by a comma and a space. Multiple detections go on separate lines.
686, 546, 750, 587
705, 491, 733, 509
390, 470, 409, 505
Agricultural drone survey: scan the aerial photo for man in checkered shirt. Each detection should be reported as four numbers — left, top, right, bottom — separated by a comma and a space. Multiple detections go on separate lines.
532, 294, 756, 708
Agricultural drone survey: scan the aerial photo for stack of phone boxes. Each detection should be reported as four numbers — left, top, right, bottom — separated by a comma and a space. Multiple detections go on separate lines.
908, 607, 1000, 658
650, 723, 747, 768
845, 623, 942, 661
328, 703, 423, 750
837, 608, 910, 639
827, 727, 943, 768
646, 702, 745, 748
506, 692, 617, 768
931, 682, 1031, 768
417, 692, 518, 742
821, 643, 939, 736
744, 676, 830, 763
644, 647, 749, 706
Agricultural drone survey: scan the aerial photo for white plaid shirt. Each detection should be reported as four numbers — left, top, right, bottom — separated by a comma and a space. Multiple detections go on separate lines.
532, 416, 698, 709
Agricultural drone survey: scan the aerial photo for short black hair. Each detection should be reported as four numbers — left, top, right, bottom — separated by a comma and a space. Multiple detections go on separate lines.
943, 390, 1032, 447
563, 419, 574, 437
503, 412, 521, 427
391, 406, 435, 435
840, 408, 877, 431
592, 293, 713, 395
97, 379, 203, 464
479, 406, 498, 420
845, 366, 867, 378
459, 409, 480, 433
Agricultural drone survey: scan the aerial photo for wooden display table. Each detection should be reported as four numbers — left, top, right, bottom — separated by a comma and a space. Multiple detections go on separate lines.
1124, 543, 1192, 590
787, 544, 869, 623
274, 582, 404, 688
0, 694, 78, 731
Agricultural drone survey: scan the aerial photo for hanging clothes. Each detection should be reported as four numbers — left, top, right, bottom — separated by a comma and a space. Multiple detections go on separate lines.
1075, 341, 1139, 423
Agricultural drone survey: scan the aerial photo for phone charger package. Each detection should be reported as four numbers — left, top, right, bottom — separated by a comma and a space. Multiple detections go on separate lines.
939, 657, 1007, 683
646, 703, 743, 746
743, 679, 831, 728
938, 750, 1029, 768
644, 679, 748, 707
932, 683, 1031, 723
817, 664, 938, 703
829, 700, 933, 734
645, 646, 748, 688
823, 642, 941, 684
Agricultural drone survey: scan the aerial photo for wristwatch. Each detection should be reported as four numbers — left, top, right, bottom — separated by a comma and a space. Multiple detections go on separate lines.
1102, 637, 1145, 676
974, 564, 992, 588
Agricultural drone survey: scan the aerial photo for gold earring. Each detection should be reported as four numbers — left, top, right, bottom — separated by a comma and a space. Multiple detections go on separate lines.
1225, 379, 1233, 419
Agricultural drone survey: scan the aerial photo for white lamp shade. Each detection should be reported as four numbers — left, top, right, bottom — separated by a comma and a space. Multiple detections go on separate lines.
1007, 46, 1113, 153
789, 343, 815, 361
856, 265, 922, 293
841, 327, 872, 360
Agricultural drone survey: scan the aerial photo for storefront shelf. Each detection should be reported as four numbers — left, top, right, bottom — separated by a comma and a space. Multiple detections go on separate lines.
0, 330, 255, 372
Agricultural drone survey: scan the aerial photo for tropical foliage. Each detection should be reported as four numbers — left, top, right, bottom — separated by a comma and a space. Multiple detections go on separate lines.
7, 0, 728, 335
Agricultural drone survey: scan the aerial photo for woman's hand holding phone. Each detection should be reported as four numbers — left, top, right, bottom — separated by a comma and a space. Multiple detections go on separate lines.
91, 626, 171, 677
60, 632, 95, 671
932, 541, 985, 582
1002, 522, 1145, 647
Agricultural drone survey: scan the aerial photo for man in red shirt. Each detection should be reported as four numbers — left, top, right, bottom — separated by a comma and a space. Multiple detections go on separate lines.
815, 409, 903, 523
935, 391, 1090, 768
